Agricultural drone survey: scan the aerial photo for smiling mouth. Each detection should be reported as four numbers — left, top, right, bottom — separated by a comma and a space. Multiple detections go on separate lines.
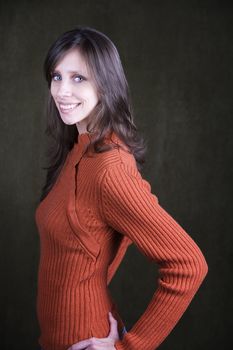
59, 103, 82, 112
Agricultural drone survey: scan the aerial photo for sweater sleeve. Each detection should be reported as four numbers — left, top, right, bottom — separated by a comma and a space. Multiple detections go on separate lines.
100, 162, 208, 350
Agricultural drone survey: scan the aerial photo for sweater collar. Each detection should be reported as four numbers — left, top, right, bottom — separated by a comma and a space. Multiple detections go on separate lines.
75, 130, 119, 147
76, 132, 93, 147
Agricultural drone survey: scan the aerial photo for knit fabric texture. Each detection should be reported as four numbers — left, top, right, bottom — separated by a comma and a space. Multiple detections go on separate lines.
35, 131, 208, 350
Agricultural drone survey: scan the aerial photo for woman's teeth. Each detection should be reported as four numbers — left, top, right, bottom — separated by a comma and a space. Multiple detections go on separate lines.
59, 103, 81, 111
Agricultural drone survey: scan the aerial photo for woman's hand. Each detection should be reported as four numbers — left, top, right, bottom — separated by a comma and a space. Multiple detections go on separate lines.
67, 311, 119, 350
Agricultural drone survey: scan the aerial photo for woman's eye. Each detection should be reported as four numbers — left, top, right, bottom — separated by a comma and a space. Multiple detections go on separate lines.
51, 73, 61, 81
74, 75, 84, 82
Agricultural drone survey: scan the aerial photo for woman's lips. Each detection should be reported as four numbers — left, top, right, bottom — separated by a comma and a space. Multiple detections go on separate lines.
59, 103, 82, 113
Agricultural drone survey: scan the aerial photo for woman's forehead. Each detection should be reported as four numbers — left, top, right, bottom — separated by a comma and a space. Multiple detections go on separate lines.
54, 48, 88, 74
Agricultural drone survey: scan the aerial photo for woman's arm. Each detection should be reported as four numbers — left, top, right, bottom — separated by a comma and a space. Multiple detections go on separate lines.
99, 162, 208, 350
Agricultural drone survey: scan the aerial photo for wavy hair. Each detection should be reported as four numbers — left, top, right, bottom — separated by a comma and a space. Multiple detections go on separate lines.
40, 26, 147, 202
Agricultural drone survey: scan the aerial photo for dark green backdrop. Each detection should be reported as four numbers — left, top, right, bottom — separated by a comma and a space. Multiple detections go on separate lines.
1, 0, 232, 349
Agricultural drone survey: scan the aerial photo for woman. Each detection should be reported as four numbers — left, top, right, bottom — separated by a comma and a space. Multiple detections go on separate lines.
35, 26, 208, 350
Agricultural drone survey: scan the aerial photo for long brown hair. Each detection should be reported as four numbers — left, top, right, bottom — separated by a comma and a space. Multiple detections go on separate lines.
40, 26, 147, 202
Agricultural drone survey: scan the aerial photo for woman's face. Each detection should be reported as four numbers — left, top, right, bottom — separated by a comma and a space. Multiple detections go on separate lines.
50, 48, 99, 133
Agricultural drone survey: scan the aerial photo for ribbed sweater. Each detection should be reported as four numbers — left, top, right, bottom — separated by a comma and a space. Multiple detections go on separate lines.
35, 131, 208, 350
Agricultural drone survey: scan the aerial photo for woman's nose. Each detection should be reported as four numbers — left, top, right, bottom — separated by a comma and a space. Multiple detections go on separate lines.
57, 81, 72, 97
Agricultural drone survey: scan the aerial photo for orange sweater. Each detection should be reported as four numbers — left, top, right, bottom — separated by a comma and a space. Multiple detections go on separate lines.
35, 131, 208, 350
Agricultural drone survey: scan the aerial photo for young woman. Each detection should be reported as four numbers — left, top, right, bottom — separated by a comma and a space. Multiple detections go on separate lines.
35, 26, 208, 350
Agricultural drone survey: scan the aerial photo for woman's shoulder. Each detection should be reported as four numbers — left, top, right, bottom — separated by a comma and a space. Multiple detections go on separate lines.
87, 132, 137, 173
76, 137, 138, 193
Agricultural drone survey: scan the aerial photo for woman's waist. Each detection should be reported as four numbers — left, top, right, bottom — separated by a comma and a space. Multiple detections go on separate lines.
37, 267, 109, 292
37, 288, 127, 350
37, 281, 113, 316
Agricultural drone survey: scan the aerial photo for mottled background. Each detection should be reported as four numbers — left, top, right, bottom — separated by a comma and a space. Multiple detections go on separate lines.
0, 0, 232, 349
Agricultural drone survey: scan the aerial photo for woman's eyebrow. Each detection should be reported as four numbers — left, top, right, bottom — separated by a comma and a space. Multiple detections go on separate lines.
53, 69, 86, 75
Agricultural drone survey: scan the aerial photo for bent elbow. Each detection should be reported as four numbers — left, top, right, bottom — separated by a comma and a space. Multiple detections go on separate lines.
159, 249, 208, 297
198, 251, 208, 281
189, 247, 208, 292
